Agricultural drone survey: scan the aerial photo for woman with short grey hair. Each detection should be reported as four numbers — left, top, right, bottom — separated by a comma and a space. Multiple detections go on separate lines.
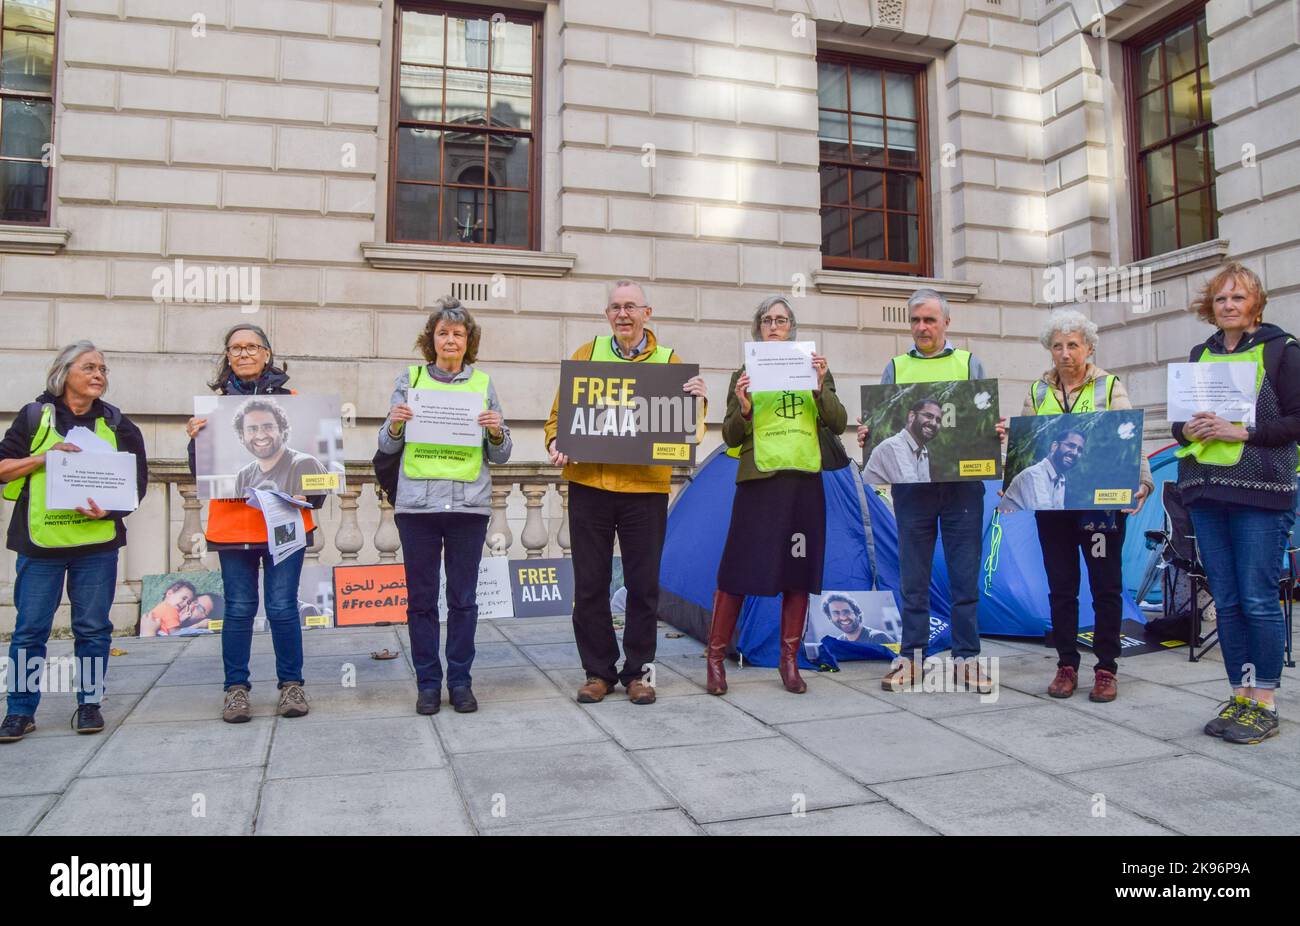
1038, 308, 1098, 352
380, 296, 512, 715
0, 342, 149, 742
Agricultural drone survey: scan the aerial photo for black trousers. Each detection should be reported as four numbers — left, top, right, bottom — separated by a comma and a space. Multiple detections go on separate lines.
568, 482, 668, 686
1034, 511, 1127, 674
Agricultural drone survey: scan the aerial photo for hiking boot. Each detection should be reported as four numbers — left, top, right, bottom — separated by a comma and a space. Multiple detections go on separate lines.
577, 676, 614, 703
957, 660, 994, 694
626, 678, 656, 705
882, 658, 920, 693
277, 684, 309, 718
72, 704, 105, 734
1223, 701, 1281, 745
1047, 666, 1078, 698
0, 714, 34, 743
222, 686, 252, 723
449, 686, 478, 714
1204, 697, 1249, 737
416, 689, 441, 715
1089, 669, 1118, 703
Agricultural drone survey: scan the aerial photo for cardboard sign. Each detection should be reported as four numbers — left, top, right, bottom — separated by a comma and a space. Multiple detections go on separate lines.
1002, 409, 1144, 512
509, 558, 576, 618
556, 359, 700, 466
333, 564, 409, 626
860, 379, 1002, 484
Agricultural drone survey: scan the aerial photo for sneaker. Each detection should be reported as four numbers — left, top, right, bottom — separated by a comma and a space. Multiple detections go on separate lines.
449, 686, 477, 714
1223, 701, 1281, 745
1203, 696, 1248, 737
0, 714, 35, 743
277, 684, 309, 718
72, 704, 105, 734
222, 686, 252, 724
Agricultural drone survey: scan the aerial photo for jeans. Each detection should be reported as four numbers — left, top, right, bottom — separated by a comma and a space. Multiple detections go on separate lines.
1035, 511, 1126, 674
5, 550, 118, 717
568, 483, 668, 687
218, 547, 305, 690
1188, 500, 1295, 690
395, 512, 488, 691
893, 481, 984, 659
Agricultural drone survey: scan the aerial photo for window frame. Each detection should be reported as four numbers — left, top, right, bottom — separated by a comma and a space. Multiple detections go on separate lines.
816, 49, 931, 277
387, 0, 543, 251
0, 0, 59, 227
1124, 1, 1216, 261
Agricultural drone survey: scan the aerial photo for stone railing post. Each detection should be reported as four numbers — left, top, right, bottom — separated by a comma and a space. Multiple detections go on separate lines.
334, 486, 364, 561
557, 483, 571, 558
374, 486, 401, 561
177, 484, 205, 572
520, 483, 549, 559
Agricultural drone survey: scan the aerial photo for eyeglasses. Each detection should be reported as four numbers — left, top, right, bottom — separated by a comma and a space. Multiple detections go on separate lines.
606, 303, 647, 315
759, 316, 791, 328
75, 363, 109, 375
242, 423, 280, 436
227, 344, 267, 357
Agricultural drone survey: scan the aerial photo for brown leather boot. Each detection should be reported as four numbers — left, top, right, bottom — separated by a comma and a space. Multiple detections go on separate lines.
1089, 668, 1118, 703
706, 591, 743, 695
778, 591, 808, 694
1047, 666, 1078, 698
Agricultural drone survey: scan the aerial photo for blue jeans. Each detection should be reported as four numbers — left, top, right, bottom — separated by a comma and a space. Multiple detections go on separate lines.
1189, 500, 1295, 690
5, 550, 118, 717
218, 548, 305, 690
893, 482, 985, 658
395, 512, 488, 691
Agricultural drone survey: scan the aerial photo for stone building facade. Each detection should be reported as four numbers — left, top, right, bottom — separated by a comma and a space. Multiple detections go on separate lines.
0, 0, 1297, 628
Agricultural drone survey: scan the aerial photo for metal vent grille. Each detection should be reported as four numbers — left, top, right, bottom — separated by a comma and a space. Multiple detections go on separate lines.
451, 282, 489, 303
883, 303, 909, 325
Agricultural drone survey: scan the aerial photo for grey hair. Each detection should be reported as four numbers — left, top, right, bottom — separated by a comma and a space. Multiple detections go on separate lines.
1039, 308, 1098, 352
751, 295, 798, 341
607, 278, 648, 307
46, 341, 102, 398
907, 288, 950, 321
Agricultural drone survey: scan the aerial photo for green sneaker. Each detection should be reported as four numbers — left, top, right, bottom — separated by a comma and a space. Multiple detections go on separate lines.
1203, 696, 1249, 737
1222, 701, 1281, 745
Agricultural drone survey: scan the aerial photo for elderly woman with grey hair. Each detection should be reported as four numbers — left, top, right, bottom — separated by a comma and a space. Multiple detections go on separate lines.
381, 298, 511, 715
0, 342, 148, 742
705, 295, 846, 695
1012, 307, 1152, 705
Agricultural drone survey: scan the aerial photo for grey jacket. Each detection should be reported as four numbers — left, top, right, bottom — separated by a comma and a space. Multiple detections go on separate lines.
377, 363, 513, 515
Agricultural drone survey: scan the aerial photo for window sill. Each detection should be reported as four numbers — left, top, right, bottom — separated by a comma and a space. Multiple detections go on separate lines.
0, 224, 69, 255
812, 269, 980, 302
1128, 238, 1230, 284
362, 242, 576, 277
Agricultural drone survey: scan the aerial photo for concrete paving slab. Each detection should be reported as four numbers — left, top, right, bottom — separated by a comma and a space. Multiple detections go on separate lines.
873, 764, 1174, 836
291, 680, 418, 723
518, 641, 584, 669
125, 682, 277, 724
257, 768, 473, 835
582, 693, 778, 750
452, 741, 672, 830
155, 653, 278, 687
652, 631, 707, 657
656, 652, 781, 688
300, 629, 403, 658
176, 633, 277, 658
0, 794, 55, 835
635, 737, 876, 823
462, 665, 565, 703
778, 711, 1014, 785
1064, 753, 1300, 835
100, 638, 189, 666
34, 768, 263, 835
493, 619, 575, 645
1054, 678, 1224, 741
455, 641, 530, 669
267, 715, 444, 779
1116, 649, 1235, 686
0, 734, 103, 796
302, 652, 414, 685
488, 808, 703, 836
704, 802, 935, 836
720, 674, 899, 724
837, 675, 1043, 719
546, 664, 703, 699
82, 717, 273, 777
1173, 719, 1300, 787
26, 692, 142, 738
936, 703, 1180, 774
432, 696, 606, 755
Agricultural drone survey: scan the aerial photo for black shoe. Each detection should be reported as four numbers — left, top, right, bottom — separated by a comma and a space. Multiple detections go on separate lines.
450, 686, 478, 713
72, 704, 105, 735
0, 714, 35, 743
1223, 701, 1281, 745
416, 689, 441, 715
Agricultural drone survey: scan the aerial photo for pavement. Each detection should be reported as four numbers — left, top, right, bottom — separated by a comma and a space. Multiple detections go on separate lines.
3, 619, 1298, 836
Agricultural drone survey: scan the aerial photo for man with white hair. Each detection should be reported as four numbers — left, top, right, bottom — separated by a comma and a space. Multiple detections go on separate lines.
857, 289, 1004, 693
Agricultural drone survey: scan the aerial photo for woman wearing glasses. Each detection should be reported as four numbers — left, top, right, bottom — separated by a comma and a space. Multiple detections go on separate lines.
185, 324, 322, 723
704, 296, 847, 695
0, 343, 149, 742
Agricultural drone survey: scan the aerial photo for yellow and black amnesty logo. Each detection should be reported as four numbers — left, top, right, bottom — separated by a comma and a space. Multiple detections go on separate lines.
1093, 489, 1132, 505
652, 443, 690, 461
958, 460, 996, 477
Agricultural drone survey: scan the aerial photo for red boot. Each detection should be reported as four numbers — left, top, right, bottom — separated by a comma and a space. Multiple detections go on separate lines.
706, 591, 743, 695
779, 591, 809, 694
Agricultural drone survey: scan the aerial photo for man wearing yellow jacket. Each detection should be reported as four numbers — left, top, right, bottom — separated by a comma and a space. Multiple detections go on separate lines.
544, 280, 707, 705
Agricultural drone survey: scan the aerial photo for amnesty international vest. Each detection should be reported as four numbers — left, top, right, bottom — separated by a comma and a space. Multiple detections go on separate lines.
892, 349, 973, 384
402, 364, 491, 483
1174, 344, 1266, 467
751, 389, 821, 473
1030, 375, 1116, 415
589, 336, 674, 364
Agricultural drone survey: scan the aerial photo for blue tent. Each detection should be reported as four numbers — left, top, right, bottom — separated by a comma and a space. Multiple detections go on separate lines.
659, 447, 1146, 667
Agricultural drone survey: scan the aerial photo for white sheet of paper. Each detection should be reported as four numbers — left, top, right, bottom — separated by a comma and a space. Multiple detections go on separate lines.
437, 555, 514, 620
63, 426, 115, 454
244, 488, 312, 510
1167, 362, 1258, 426
406, 388, 483, 447
744, 341, 816, 393
45, 450, 139, 512
252, 488, 307, 566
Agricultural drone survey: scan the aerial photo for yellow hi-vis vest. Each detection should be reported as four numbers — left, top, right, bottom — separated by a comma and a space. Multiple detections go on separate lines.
892, 349, 973, 384
1031, 375, 1116, 415
2, 406, 119, 548
750, 389, 821, 473
401, 365, 490, 483
589, 335, 674, 364
1175, 344, 1266, 467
